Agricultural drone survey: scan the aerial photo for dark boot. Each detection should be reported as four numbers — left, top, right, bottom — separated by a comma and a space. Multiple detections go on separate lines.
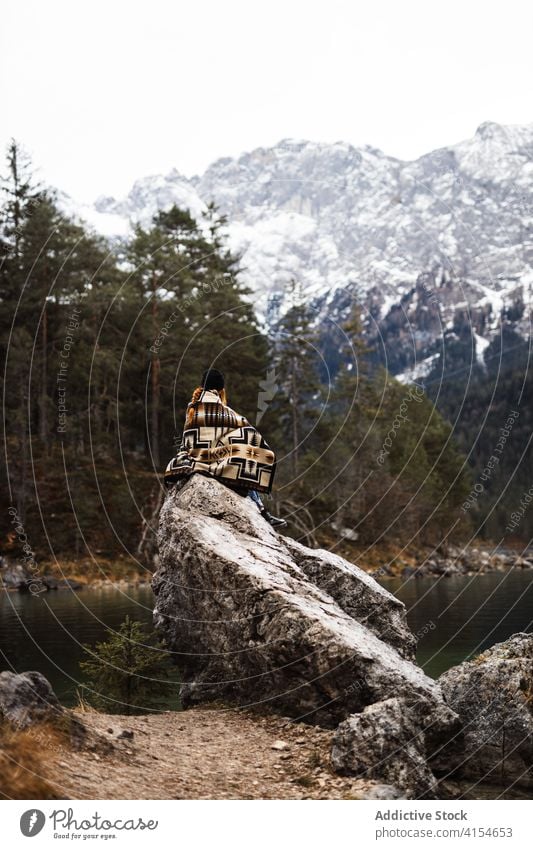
260, 508, 287, 528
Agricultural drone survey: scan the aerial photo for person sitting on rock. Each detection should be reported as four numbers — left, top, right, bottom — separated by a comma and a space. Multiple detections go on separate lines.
164, 368, 287, 528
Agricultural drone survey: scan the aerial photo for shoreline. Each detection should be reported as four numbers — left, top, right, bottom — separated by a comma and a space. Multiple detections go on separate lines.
329, 538, 533, 580
2, 541, 533, 593
0, 556, 153, 593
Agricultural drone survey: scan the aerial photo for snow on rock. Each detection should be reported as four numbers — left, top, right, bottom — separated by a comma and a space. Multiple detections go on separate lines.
59, 122, 533, 376
397, 352, 441, 385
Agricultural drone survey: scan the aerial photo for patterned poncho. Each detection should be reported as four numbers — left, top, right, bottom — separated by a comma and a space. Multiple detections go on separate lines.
164, 389, 276, 493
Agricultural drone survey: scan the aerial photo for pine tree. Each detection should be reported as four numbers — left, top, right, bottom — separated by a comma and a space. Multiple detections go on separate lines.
79, 616, 175, 714
0, 141, 44, 518
315, 300, 378, 531
126, 203, 268, 468
269, 280, 323, 477
0, 139, 41, 264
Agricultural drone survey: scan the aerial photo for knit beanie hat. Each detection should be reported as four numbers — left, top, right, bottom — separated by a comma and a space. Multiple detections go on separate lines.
202, 368, 225, 391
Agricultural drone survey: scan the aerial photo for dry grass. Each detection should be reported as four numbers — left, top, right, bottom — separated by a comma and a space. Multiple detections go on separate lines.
75, 688, 100, 714
0, 723, 59, 799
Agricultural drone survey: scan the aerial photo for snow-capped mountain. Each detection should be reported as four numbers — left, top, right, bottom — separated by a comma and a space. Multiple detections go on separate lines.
68, 122, 533, 380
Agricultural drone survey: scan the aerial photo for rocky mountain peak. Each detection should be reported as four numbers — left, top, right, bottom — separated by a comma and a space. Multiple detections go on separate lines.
62, 122, 533, 379
475, 120, 506, 140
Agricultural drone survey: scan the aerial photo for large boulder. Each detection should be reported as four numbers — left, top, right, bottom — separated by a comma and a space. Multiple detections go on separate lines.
439, 633, 533, 787
0, 671, 63, 728
153, 476, 456, 753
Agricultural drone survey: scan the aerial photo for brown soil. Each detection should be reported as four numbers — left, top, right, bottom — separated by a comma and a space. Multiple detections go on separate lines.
37, 706, 387, 800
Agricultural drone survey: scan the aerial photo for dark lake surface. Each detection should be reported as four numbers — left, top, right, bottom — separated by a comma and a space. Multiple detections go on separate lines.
1, 569, 532, 705
0, 584, 157, 707
382, 569, 533, 677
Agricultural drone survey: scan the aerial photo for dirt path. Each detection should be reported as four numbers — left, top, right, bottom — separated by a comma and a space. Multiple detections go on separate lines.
42, 706, 389, 800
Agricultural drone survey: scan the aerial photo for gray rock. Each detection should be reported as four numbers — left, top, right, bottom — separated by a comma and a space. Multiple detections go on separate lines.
362, 782, 404, 800
439, 633, 533, 786
153, 476, 456, 733
282, 537, 416, 660
0, 561, 33, 590
331, 697, 440, 798
0, 670, 63, 728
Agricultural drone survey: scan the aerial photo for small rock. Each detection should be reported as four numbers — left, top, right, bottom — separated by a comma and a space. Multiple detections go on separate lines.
0, 670, 63, 728
271, 740, 289, 751
364, 783, 405, 800
117, 729, 134, 740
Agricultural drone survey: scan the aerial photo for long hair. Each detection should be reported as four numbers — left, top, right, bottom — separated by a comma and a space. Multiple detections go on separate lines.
185, 385, 227, 425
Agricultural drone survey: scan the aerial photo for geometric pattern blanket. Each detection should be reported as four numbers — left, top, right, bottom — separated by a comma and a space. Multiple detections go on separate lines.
164, 389, 276, 493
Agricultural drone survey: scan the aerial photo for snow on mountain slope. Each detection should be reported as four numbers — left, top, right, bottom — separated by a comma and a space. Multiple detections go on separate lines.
64, 122, 533, 377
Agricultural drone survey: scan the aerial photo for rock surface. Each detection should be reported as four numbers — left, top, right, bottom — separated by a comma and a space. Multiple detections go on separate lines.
332, 697, 439, 798
0, 670, 63, 728
283, 537, 416, 660
439, 633, 533, 787
153, 476, 457, 759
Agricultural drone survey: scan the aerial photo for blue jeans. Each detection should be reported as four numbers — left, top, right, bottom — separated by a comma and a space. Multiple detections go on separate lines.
248, 490, 264, 509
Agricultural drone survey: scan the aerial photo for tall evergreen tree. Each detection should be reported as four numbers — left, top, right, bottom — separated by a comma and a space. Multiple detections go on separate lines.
268, 280, 323, 478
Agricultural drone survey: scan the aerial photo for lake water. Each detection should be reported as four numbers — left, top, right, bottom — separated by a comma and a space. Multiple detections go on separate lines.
383, 569, 533, 677
0, 584, 158, 707
1, 570, 532, 706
